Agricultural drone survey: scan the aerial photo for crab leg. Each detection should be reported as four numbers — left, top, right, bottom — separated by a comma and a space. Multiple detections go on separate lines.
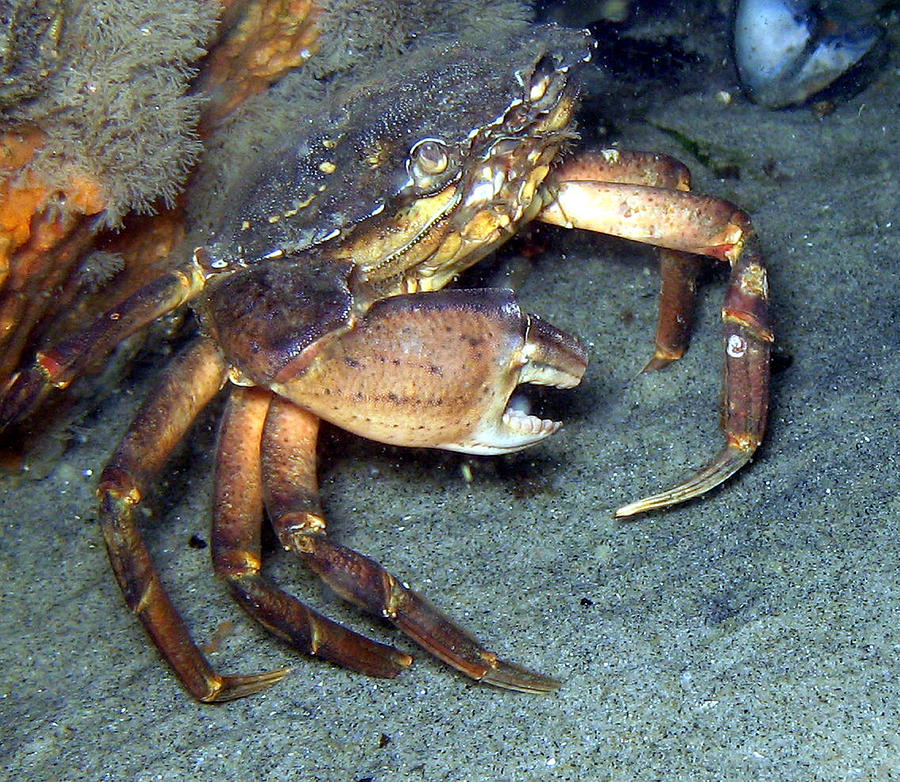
644, 249, 705, 371
260, 395, 561, 693
0, 259, 206, 430
538, 151, 772, 516
212, 386, 412, 679
548, 149, 693, 190
97, 337, 289, 701
613, 231, 769, 517
548, 151, 706, 371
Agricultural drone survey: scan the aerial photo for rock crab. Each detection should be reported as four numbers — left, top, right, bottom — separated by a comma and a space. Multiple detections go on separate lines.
0, 24, 771, 700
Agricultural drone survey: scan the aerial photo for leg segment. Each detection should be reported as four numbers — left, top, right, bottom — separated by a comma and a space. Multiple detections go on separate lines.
616, 231, 770, 516
549, 149, 692, 190
549, 150, 705, 371
260, 395, 560, 693
212, 386, 411, 678
538, 150, 772, 516
0, 259, 206, 430
297, 536, 560, 693
644, 249, 704, 372
97, 337, 288, 701
539, 179, 754, 257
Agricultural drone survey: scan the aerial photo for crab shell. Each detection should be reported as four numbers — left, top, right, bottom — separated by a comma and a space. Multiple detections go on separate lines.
200, 24, 591, 298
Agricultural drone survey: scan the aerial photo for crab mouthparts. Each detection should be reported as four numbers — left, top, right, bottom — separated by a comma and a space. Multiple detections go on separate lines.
448, 313, 588, 455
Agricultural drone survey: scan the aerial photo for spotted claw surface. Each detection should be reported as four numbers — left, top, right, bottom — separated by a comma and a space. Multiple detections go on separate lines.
272, 287, 588, 455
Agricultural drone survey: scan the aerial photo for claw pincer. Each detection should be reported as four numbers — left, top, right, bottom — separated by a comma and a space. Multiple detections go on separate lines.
200, 257, 587, 455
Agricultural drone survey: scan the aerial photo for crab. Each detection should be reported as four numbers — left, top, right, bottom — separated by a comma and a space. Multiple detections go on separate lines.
0, 24, 771, 700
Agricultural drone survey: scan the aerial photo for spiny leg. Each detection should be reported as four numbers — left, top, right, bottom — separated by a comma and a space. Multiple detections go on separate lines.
260, 395, 560, 693
539, 152, 772, 516
211, 386, 411, 678
0, 259, 206, 430
98, 337, 287, 701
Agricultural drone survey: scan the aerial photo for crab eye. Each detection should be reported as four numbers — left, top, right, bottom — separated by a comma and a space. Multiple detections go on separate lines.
528, 54, 557, 103
411, 139, 449, 176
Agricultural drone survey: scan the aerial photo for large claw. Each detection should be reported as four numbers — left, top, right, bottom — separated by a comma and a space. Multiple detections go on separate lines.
269, 288, 588, 454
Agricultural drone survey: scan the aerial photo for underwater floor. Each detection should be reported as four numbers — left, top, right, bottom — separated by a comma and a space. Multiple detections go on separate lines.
2, 17, 898, 782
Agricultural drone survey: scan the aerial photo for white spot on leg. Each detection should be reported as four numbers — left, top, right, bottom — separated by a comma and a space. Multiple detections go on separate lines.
727, 334, 747, 358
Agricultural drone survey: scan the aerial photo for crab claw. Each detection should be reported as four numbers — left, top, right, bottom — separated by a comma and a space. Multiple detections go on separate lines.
271, 288, 587, 454
473, 310, 587, 453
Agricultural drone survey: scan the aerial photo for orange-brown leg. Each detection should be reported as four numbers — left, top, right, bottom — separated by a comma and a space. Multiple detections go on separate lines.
0, 259, 206, 430
550, 150, 705, 371
211, 385, 412, 678
539, 150, 772, 516
97, 337, 288, 701
260, 395, 560, 693
643, 249, 704, 371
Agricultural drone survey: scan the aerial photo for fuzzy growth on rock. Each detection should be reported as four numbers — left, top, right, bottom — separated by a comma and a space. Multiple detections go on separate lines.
0, 0, 219, 224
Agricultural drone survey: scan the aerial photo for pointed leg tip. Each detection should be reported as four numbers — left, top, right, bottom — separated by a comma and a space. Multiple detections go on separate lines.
1, 376, 64, 435
0, 372, 35, 431
393, 650, 415, 670
640, 353, 677, 374
479, 659, 562, 694
614, 499, 647, 519
614, 492, 678, 518
615, 443, 755, 518
206, 666, 293, 701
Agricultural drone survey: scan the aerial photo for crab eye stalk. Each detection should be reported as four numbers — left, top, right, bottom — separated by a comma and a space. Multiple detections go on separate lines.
410, 139, 449, 176
405, 138, 455, 194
